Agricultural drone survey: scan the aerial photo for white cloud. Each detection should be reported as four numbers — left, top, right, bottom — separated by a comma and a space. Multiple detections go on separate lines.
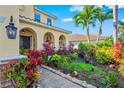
121, 19, 124, 22
62, 18, 73, 22
107, 5, 124, 9
70, 5, 83, 12
118, 5, 124, 8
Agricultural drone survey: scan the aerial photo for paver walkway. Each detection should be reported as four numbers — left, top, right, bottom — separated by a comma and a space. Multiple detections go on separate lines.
40, 68, 82, 88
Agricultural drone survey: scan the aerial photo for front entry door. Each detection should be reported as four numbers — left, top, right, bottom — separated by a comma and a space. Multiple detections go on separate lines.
20, 36, 31, 49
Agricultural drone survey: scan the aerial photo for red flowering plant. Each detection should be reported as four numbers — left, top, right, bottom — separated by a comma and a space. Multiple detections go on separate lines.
1, 58, 33, 87
42, 41, 55, 56
1, 50, 44, 88
57, 45, 67, 55
29, 50, 44, 66
41, 41, 55, 64
114, 41, 122, 58
112, 41, 122, 64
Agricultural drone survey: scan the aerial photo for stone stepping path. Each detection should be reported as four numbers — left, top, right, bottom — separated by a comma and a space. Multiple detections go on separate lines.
40, 68, 83, 88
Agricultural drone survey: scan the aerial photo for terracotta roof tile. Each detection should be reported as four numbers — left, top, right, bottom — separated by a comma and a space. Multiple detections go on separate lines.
68, 34, 109, 42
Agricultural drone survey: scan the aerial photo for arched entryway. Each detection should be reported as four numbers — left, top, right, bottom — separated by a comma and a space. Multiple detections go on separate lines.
44, 32, 55, 46
59, 35, 66, 46
19, 28, 37, 50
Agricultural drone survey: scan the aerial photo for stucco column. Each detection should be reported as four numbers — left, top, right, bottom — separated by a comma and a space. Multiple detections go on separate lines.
36, 29, 44, 50
54, 35, 59, 50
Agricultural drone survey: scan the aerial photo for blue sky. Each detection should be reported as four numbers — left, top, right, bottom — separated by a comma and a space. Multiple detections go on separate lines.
35, 5, 124, 36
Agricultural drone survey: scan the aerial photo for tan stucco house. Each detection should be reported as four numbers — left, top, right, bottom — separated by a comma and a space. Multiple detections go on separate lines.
0, 5, 71, 59
69, 34, 109, 48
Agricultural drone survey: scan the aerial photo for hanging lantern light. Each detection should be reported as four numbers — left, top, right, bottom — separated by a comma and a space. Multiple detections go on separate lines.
5, 16, 17, 39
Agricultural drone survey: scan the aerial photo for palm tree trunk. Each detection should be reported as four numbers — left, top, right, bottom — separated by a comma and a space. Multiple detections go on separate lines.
86, 26, 90, 43
97, 23, 102, 42
113, 5, 118, 44
123, 32, 124, 43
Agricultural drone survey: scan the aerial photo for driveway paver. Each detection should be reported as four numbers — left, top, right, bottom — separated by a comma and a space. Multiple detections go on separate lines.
40, 68, 83, 88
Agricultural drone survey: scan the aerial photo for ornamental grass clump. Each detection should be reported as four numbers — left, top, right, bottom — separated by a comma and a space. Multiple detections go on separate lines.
67, 61, 95, 73
106, 71, 118, 87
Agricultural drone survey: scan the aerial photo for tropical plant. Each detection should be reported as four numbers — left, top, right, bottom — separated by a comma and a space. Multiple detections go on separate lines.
1, 52, 44, 88
78, 42, 95, 63
96, 8, 113, 42
73, 5, 97, 43
67, 61, 94, 72
48, 54, 63, 68
68, 43, 77, 53
32, 70, 41, 84
29, 50, 44, 66
96, 38, 113, 48
59, 60, 69, 72
1, 59, 32, 88
20, 48, 30, 56
113, 41, 122, 59
95, 46, 114, 64
78, 42, 95, 51
65, 53, 78, 60
118, 65, 124, 77
107, 71, 118, 86
42, 41, 55, 56
57, 45, 67, 55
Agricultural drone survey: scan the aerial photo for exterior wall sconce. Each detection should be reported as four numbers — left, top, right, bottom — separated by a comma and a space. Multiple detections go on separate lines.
22, 29, 25, 34
5, 16, 17, 39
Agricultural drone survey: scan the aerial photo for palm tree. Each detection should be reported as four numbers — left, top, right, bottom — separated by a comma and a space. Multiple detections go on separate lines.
96, 8, 113, 42
113, 5, 118, 44
118, 20, 124, 42
73, 5, 97, 43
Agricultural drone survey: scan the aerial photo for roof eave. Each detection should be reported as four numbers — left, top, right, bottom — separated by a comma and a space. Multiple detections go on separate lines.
34, 7, 57, 20
19, 16, 71, 34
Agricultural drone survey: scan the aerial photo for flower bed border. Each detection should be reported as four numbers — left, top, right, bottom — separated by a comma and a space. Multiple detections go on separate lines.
41, 65, 96, 88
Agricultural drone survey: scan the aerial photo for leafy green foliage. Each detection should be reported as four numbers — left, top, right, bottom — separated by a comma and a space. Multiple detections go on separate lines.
50, 54, 61, 62
118, 65, 124, 76
78, 42, 95, 51
73, 5, 97, 43
107, 71, 118, 85
98, 78, 108, 87
78, 42, 96, 63
95, 47, 113, 64
65, 53, 78, 60
20, 48, 30, 55
48, 54, 62, 68
67, 61, 94, 72
96, 38, 113, 48
59, 60, 69, 71
96, 8, 113, 41
78, 42, 95, 57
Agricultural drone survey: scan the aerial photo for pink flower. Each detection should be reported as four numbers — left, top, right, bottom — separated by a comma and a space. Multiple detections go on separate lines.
37, 57, 44, 65
114, 41, 121, 48
5, 64, 10, 68
2, 70, 6, 73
